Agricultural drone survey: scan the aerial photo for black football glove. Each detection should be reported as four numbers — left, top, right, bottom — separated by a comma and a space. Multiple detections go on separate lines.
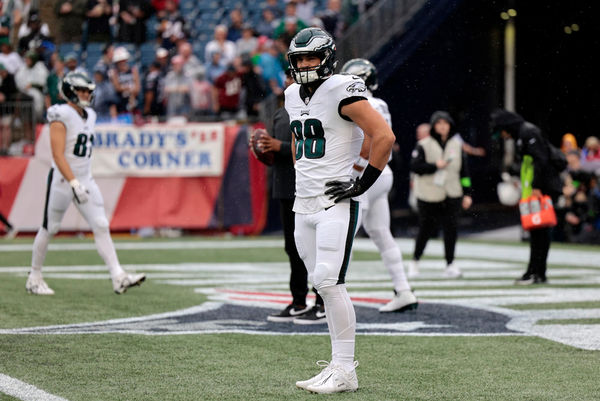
325, 164, 383, 203
325, 178, 365, 203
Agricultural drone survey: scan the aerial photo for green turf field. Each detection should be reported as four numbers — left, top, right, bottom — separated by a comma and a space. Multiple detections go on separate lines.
1, 236, 599, 400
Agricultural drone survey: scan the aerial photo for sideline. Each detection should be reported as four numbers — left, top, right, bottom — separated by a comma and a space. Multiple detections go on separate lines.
0, 374, 68, 401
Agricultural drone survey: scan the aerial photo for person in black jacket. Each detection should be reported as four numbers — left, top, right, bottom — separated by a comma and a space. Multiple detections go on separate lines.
491, 109, 562, 284
407, 111, 473, 279
250, 70, 325, 324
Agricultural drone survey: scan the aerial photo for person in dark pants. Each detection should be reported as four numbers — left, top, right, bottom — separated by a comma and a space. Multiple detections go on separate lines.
407, 111, 473, 279
250, 70, 325, 324
491, 109, 563, 284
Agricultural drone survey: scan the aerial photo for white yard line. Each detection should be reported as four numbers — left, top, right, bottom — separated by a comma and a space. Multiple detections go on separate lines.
0, 374, 68, 401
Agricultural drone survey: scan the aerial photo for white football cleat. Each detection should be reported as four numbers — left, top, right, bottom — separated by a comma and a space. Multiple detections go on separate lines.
112, 272, 146, 294
443, 263, 462, 279
296, 360, 333, 390
407, 260, 420, 278
305, 364, 359, 394
26, 273, 55, 295
379, 290, 418, 313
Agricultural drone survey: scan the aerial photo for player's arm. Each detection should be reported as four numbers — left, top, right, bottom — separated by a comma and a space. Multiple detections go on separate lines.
49, 121, 76, 182
342, 99, 395, 170
291, 134, 296, 164
325, 100, 395, 202
49, 120, 89, 203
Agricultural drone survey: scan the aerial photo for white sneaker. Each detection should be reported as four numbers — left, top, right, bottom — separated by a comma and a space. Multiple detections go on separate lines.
407, 260, 420, 278
443, 263, 462, 278
379, 290, 418, 313
305, 364, 359, 394
296, 360, 333, 390
26, 273, 55, 295
112, 272, 146, 294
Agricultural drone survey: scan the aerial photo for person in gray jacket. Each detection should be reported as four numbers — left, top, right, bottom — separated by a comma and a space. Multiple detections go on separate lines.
407, 111, 473, 279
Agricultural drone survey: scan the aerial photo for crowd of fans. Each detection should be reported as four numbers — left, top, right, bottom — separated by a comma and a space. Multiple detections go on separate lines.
0, 0, 374, 155
554, 133, 600, 244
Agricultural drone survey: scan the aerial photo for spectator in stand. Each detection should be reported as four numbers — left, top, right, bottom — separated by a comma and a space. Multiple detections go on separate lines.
151, 0, 174, 19
0, 40, 24, 75
164, 54, 191, 120
157, 0, 188, 52
293, 0, 315, 23
273, 2, 307, 39
54, 0, 87, 44
143, 61, 165, 119
154, 46, 170, 73
581, 136, 600, 174
254, 37, 284, 96
15, 50, 48, 124
109, 46, 140, 114
236, 23, 257, 58
6, 0, 32, 44
176, 41, 201, 78
204, 49, 226, 84
17, 11, 51, 56
561, 132, 578, 154
261, 0, 282, 19
560, 150, 594, 242
227, 8, 244, 43
17, 8, 51, 41
317, 0, 343, 39
44, 53, 66, 107
93, 43, 113, 80
212, 59, 241, 119
255, 7, 276, 38
204, 25, 236, 66
92, 64, 118, 121
0, 63, 19, 155
190, 65, 213, 118
0, 1, 10, 45
117, 0, 153, 45
64, 52, 88, 75
85, 0, 113, 43
239, 56, 266, 120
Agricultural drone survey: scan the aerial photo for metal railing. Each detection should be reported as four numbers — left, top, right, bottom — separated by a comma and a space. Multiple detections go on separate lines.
336, 0, 427, 65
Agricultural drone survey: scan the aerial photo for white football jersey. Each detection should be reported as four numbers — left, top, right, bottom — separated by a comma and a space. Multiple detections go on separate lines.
47, 104, 97, 178
285, 74, 366, 213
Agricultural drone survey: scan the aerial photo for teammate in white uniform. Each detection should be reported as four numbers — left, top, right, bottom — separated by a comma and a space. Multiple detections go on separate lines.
286, 28, 395, 394
340, 58, 418, 313
26, 72, 146, 295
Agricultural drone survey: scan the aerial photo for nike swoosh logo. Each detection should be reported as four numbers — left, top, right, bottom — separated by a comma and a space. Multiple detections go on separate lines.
316, 311, 326, 318
289, 308, 307, 316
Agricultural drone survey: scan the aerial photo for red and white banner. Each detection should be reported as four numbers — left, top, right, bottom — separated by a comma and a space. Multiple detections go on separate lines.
91, 123, 225, 177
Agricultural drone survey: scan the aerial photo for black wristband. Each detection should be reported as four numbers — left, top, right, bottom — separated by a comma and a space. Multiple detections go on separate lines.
357, 164, 382, 194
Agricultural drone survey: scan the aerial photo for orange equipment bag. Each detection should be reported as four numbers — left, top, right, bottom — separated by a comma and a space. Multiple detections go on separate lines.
519, 195, 557, 231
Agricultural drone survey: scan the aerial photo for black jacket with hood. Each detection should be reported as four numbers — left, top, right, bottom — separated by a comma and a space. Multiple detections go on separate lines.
491, 109, 562, 196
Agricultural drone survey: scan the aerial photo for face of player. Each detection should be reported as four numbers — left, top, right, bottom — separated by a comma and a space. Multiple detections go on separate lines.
75, 87, 92, 104
295, 54, 321, 70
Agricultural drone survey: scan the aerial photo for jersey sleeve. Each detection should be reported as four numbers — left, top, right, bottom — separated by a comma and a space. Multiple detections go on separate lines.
46, 104, 65, 124
332, 75, 368, 121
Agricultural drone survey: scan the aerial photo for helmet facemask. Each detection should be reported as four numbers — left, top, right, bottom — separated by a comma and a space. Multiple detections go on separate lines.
60, 72, 96, 108
288, 28, 337, 85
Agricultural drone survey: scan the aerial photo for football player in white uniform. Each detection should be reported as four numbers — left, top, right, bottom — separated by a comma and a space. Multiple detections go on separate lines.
26, 72, 146, 295
286, 28, 395, 394
340, 58, 418, 313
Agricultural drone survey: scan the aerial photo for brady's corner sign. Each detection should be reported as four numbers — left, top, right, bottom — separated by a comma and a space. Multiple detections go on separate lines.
91, 123, 226, 177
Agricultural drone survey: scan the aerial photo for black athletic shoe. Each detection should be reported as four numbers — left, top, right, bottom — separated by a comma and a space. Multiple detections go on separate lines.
267, 304, 311, 322
293, 304, 326, 325
514, 273, 535, 285
533, 275, 548, 284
